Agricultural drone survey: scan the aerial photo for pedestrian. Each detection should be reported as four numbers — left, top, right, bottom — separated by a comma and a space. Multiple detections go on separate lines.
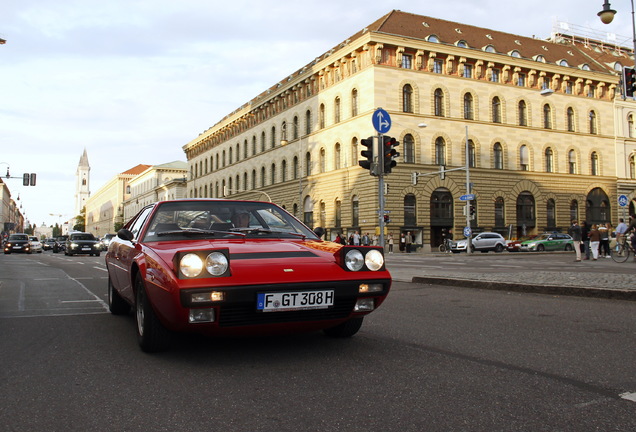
362, 232, 369, 246
616, 218, 628, 244
588, 224, 600, 260
405, 231, 413, 253
334, 233, 342, 244
388, 234, 394, 253
399, 233, 406, 252
599, 223, 610, 258
581, 221, 590, 260
567, 219, 582, 262
629, 215, 636, 259
352, 231, 360, 246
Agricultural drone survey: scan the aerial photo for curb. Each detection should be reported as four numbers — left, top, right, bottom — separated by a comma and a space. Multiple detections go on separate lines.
411, 276, 636, 301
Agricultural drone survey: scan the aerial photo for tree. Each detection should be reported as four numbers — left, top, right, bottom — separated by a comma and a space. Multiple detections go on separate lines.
73, 207, 86, 232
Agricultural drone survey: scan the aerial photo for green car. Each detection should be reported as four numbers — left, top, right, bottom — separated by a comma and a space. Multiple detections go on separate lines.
519, 233, 574, 252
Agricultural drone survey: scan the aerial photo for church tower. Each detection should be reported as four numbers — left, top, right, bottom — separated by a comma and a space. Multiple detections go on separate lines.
75, 148, 90, 217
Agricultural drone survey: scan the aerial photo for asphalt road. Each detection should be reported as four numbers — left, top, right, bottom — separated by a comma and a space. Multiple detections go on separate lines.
1, 252, 635, 431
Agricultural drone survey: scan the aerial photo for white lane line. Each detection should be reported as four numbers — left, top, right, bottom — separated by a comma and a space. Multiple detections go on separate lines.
60, 300, 102, 303
92, 266, 107, 272
18, 281, 25, 311
67, 276, 109, 312
620, 392, 636, 402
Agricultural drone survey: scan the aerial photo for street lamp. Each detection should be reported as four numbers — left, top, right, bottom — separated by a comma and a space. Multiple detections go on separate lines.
598, 1, 636, 71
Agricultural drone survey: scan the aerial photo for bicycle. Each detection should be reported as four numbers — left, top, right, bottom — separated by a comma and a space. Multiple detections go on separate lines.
438, 239, 452, 253
610, 235, 635, 263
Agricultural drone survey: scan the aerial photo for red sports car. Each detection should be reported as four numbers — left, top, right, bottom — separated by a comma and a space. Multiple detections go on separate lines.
105, 199, 392, 352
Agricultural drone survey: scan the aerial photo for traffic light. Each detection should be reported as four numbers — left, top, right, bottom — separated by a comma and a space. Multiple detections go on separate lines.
30, 173, 36, 186
383, 214, 391, 224
382, 136, 399, 174
624, 67, 636, 97
23, 173, 29, 186
470, 205, 476, 219
359, 136, 377, 176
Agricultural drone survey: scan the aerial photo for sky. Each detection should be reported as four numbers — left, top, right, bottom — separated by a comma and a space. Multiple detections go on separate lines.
1, 0, 634, 229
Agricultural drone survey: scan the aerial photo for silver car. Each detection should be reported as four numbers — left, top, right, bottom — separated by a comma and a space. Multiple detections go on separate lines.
29, 236, 43, 253
451, 232, 507, 253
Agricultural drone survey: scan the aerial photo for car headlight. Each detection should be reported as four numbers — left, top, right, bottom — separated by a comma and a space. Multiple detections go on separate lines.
364, 249, 384, 271
345, 249, 365, 271
205, 252, 229, 276
180, 253, 204, 278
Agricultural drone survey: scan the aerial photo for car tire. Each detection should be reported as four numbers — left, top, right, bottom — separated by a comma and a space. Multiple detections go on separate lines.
537, 245, 545, 252
323, 317, 364, 338
135, 273, 171, 352
564, 244, 573, 251
95, 252, 101, 257
108, 276, 130, 315
495, 244, 504, 253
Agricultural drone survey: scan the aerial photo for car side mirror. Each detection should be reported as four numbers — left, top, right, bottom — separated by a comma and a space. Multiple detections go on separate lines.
117, 228, 134, 242
313, 227, 325, 239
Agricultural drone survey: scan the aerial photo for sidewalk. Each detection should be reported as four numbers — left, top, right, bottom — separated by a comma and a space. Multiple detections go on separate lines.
385, 252, 636, 301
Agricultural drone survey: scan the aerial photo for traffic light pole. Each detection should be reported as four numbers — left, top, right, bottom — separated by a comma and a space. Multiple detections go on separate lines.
464, 125, 472, 255
378, 134, 386, 250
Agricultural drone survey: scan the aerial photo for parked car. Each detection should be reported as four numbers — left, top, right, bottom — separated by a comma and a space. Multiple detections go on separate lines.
519, 233, 574, 252
52, 235, 68, 253
42, 238, 56, 251
28, 236, 43, 253
506, 236, 534, 252
106, 199, 392, 352
98, 233, 116, 251
3, 233, 32, 254
451, 232, 507, 253
65, 232, 100, 256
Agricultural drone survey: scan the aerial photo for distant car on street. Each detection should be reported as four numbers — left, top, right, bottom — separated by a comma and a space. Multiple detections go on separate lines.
451, 232, 507, 253
3, 233, 32, 254
42, 238, 56, 251
65, 232, 100, 256
28, 236, 43, 253
519, 233, 574, 252
53, 236, 68, 253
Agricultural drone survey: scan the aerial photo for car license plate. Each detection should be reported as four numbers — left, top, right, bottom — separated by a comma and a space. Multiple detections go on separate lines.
82, 247, 91, 250
257, 290, 334, 312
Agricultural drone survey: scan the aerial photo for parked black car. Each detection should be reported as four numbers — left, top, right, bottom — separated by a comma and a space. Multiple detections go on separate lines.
65, 232, 100, 256
3, 233, 32, 254
42, 238, 56, 251
52, 235, 68, 253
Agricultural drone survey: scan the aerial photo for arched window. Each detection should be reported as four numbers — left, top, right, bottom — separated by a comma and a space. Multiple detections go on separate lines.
351, 89, 358, 117
403, 84, 413, 113
520, 145, 529, 171
293, 156, 299, 180
567, 107, 575, 132
492, 96, 501, 123
630, 154, 636, 179
319, 104, 325, 129
261, 131, 266, 152
516, 192, 536, 228
251, 169, 256, 189
305, 152, 312, 176
495, 197, 505, 227
334, 143, 341, 170
591, 152, 599, 175
305, 110, 312, 135
589, 110, 597, 134
628, 114, 634, 138
334, 97, 341, 123
434, 88, 444, 116
270, 163, 276, 184
468, 140, 476, 168
293, 117, 299, 140
570, 200, 579, 222
435, 137, 446, 166
545, 147, 554, 172
260, 166, 266, 187
319, 148, 326, 173
494, 142, 503, 169
547, 199, 556, 229
543, 104, 552, 129
352, 195, 359, 227
464, 93, 474, 120
303, 196, 314, 227
335, 200, 342, 228
569, 150, 577, 174
518, 100, 527, 126
403, 134, 415, 163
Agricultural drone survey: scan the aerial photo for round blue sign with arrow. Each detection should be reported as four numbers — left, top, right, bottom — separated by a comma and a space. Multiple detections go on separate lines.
619, 194, 628, 207
372, 108, 391, 134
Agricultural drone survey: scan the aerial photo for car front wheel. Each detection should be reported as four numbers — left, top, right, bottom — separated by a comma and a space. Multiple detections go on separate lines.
564, 244, 573, 251
324, 317, 364, 338
495, 244, 504, 253
537, 244, 545, 252
135, 273, 171, 352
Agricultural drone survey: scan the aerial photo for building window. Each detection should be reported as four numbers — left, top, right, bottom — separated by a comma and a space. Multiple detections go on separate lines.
543, 104, 552, 129
319, 148, 326, 173
335, 200, 341, 228
567, 107, 575, 132
463, 64, 473, 78
334, 97, 341, 123
589, 110, 597, 134
492, 96, 501, 123
293, 117, 299, 140
545, 147, 554, 173
271, 126, 276, 148
351, 89, 358, 117
565, 81, 573, 94
569, 150, 577, 174
516, 192, 535, 227
591, 152, 599, 176
517, 73, 526, 87
305, 110, 312, 135
468, 140, 475, 168
628, 114, 634, 138
403, 84, 413, 113
518, 100, 527, 126
490, 68, 500, 83
547, 199, 556, 229
319, 104, 325, 129
495, 197, 505, 227
352, 196, 359, 227
435, 137, 446, 166
630, 154, 635, 179
293, 156, 299, 180
260, 167, 265, 187
520, 145, 529, 171
404, 194, 417, 226
303, 196, 313, 228
463, 93, 474, 120
433, 59, 443, 74
403, 134, 415, 163
334, 143, 341, 170
261, 132, 266, 152
434, 88, 444, 117
570, 200, 579, 222
401, 54, 412, 69
271, 163, 276, 184
494, 142, 503, 169
305, 152, 312, 176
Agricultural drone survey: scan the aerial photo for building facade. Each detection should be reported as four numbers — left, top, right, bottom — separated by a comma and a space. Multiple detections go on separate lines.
182, 10, 631, 251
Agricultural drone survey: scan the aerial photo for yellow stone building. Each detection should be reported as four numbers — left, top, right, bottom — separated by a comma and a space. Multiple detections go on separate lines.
183, 10, 635, 252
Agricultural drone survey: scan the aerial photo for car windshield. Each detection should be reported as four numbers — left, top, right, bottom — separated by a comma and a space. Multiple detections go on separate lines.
71, 233, 95, 241
9, 234, 28, 241
142, 200, 319, 242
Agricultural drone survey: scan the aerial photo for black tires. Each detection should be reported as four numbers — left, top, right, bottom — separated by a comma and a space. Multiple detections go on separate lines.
564, 244, 573, 252
108, 276, 130, 315
135, 273, 171, 352
324, 317, 364, 338
537, 244, 545, 252
494, 244, 504, 253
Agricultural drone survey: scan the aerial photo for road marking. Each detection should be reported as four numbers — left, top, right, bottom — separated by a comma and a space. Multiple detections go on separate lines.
67, 276, 109, 312
18, 281, 25, 311
620, 392, 636, 402
92, 266, 107, 272
60, 300, 103, 303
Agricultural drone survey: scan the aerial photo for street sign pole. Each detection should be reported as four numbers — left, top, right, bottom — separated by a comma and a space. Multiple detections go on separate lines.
372, 108, 391, 251
464, 125, 472, 254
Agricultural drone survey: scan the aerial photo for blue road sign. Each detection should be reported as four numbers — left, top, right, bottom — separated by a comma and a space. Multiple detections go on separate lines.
619, 194, 629, 207
463, 226, 472, 237
372, 108, 391, 134
460, 194, 475, 201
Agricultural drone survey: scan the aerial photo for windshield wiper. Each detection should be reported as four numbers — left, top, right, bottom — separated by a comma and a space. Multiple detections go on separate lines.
156, 228, 245, 237
229, 227, 307, 239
